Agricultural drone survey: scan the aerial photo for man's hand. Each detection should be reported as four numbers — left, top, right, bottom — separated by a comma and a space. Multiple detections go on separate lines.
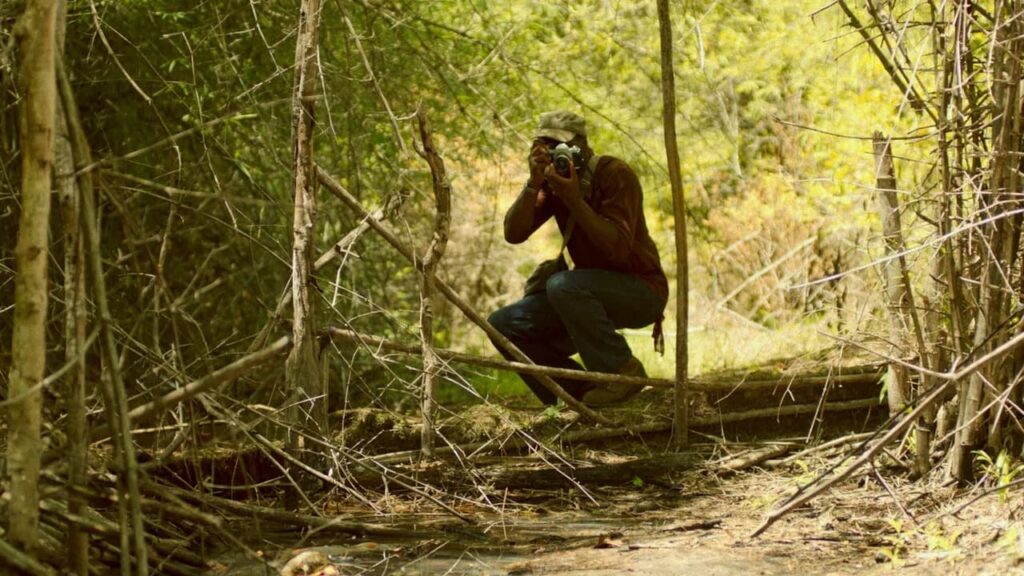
528, 140, 552, 189
544, 161, 583, 208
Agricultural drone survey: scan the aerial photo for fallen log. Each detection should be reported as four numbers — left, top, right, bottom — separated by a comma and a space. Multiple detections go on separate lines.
489, 442, 801, 490
716, 444, 795, 473
326, 327, 884, 392
765, 432, 875, 467
489, 453, 700, 489
164, 484, 443, 539
363, 398, 882, 468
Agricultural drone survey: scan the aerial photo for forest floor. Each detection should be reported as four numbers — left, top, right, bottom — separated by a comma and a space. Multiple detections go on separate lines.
477, 468, 1023, 576
232, 465, 1023, 576
211, 396, 1024, 575
219, 452, 1024, 575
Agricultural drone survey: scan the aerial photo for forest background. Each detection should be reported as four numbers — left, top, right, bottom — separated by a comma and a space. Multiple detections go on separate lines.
1, 0, 922, 398
8, 0, 1015, 572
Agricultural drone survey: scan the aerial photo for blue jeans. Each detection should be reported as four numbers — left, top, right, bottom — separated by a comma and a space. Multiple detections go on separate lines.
488, 269, 665, 405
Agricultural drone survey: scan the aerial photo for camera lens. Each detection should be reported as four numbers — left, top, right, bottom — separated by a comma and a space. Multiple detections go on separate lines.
554, 156, 571, 176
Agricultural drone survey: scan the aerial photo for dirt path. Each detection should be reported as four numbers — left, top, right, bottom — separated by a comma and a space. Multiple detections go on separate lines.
495, 471, 1022, 576
213, 402, 1022, 575
240, 467, 1022, 575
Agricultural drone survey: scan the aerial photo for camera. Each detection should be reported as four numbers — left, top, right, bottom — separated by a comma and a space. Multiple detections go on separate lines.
550, 143, 582, 177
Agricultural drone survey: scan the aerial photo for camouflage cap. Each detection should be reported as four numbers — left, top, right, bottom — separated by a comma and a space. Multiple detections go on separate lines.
535, 110, 586, 143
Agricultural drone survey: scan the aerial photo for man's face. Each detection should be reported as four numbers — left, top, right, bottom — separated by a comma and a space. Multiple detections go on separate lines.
533, 137, 561, 153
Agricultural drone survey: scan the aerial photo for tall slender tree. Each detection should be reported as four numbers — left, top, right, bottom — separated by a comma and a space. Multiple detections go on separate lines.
657, 0, 689, 447
7, 0, 57, 555
286, 0, 326, 439
53, 0, 89, 570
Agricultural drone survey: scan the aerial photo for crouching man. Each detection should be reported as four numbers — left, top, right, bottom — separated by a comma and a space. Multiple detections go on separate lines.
488, 110, 668, 407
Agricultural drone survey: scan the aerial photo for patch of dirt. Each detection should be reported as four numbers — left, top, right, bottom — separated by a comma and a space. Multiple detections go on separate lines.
224, 448, 1024, 576
215, 383, 1019, 575
496, 467, 1024, 576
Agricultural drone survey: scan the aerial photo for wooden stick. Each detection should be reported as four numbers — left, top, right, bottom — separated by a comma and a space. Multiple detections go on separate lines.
89, 337, 291, 442
286, 0, 327, 442
751, 328, 1024, 537
769, 432, 875, 466
60, 41, 148, 576
325, 327, 883, 392
415, 112, 451, 457
317, 166, 613, 426
717, 444, 795, 473
657, 0, 690, 449
363, 399, 880, 468
873, 132, 912, 415
163, 485, 440, 539
0, 537, 57, 576
55, 43, 90, 575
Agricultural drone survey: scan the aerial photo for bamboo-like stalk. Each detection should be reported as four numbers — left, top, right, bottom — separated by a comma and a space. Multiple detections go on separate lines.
0, 538, 57, 576
7, 0, 57, 556
54, 3, 88, 568
872, 133, 936, 475
872, 133, 911, 415
987, 8, 1023, 448
415, 112, 452, 457
950, 2, 1023, 481
286, 0, 326, 445
657, 0, 689, 448
54, 11, 87, 570
57, 48, 147, 576
55, 76, 90, 576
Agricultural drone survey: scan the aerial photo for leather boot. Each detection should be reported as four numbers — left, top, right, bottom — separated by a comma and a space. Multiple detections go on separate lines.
581, 356, 646, 407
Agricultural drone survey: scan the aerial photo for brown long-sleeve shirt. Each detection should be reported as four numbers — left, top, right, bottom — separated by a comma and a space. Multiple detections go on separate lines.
506, 156, 669, 304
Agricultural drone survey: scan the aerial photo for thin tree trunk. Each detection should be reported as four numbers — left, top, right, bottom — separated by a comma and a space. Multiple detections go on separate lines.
415, 112, 451, 457
950, 2, 1022, 481
986, 8, 1023, 449
54, 1, 89, 571
286, 0, 325, 442
872, 133, 911, 415
57, 52, 148, 576
873, 133, 936, 475
657, 0, 689, 447
7, 0, 57, 555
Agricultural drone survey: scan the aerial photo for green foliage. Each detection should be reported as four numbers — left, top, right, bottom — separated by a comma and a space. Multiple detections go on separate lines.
0, 0, 915, 407
974, 449, 1024, 503
879, 518, 909, 567
997, 524, 1024, 562
542, 404, 562, 421
922, 521, 962, 559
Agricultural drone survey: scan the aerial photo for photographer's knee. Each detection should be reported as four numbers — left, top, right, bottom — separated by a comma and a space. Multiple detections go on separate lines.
488, 308, 513, 336
545, 270, 577, 302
